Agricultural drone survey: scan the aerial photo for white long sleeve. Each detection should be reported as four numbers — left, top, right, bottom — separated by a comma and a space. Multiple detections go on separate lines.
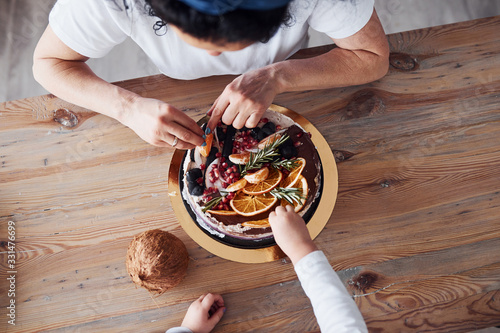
165, 327, 192, 333
294, 251, 368, 333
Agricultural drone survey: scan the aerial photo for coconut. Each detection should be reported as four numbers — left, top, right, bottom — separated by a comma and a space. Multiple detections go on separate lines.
126, 229, 189, 294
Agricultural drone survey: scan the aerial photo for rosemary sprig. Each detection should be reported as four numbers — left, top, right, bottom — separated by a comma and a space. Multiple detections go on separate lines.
242, 134, 289, 175
271, 158, 300, 171
201, 191, 229, 213
201, 196, 223, 213
270, 187, 305, 205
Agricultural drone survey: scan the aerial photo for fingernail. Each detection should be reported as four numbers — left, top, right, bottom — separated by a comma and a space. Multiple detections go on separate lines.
202, 134, 206, 139
201, 142, 207, 147
205, 127, 211, 135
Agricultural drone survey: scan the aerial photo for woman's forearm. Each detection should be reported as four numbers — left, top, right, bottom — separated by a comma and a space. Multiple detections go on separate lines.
272, 46, 389, 94
33, 57, 138, 123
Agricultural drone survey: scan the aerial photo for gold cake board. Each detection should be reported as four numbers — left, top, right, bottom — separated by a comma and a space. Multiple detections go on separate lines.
168, 104, 338, 263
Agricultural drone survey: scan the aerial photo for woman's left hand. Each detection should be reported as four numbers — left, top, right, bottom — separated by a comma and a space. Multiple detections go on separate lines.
207, 66, 282, 130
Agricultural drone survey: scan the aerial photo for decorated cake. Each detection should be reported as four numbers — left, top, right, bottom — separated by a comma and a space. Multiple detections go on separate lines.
180, 109, 322, 247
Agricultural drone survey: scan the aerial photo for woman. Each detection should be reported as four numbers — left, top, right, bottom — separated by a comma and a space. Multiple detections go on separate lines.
33, 0, 389, 149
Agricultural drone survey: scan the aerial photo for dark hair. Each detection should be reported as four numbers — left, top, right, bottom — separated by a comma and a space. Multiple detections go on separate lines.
144, 0, 291, 43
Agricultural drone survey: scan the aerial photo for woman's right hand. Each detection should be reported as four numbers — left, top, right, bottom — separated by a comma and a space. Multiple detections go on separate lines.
122, 96, 205, 149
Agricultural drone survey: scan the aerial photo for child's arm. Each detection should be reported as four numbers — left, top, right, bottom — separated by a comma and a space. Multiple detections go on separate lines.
269, 206, 368, 333
268, 205, 318, 264
166, 293, 225, 333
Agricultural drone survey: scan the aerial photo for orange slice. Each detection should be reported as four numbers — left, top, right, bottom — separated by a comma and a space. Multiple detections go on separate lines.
257, 133, 282, 149
229, 152, 250, 164
243, 168, 282, 195
198, 132, 213, 157
280, 175, 308, 212
242, 218, 270, 228
226, 178, 247, 192
230, 191, 277, 217
206, 209, 239, 216
244, 167, 269, 184
280, 158, 306, 188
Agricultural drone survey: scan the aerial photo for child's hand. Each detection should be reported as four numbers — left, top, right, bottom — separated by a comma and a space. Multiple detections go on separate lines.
181, 293, 225, 333
269, 205, 318, 265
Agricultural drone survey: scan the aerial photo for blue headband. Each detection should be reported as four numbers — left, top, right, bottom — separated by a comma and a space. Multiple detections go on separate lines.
178, 0, 292, 15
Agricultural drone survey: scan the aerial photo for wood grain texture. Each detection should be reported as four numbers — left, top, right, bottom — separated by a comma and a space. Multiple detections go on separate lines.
1, 16, 500, 333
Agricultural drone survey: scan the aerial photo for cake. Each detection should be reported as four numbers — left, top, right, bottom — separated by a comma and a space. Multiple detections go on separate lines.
180, 109, 322, 247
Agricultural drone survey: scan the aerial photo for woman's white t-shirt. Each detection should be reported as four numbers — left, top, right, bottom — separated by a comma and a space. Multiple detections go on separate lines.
49, 0, 374, 79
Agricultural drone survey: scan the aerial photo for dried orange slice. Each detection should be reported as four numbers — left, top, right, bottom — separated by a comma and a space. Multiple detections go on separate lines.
243, 168, 282, 195
280, 158, 306, 188
257, 133, 282, 149
229, 152, 250, 164
244, 167, 269, 184
242, 218, 270, 228
230, 191, 277, 217
198, 132, 213, 157
206, 209, 239, 216
226, 178, 247, 192
280, 175, 308, 212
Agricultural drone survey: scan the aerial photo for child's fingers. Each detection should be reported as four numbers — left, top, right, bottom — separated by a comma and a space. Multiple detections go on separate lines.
201, 293, 223, 310
208, 306, 226, 325
215, 297, 225, 307
274, 205, 287, 215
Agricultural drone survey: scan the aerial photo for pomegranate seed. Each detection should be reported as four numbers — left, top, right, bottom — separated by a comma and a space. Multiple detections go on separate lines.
209, 177, 215, 183
223, 204, 230, 210
296, 132, 303, 138
200, 163, 206, 170
294, 142, 301, 147
216, 152, 222, 158
261, 118, 268, 123
232, 148, 238, 154
308, 132, 312, 137
220, 157, 226, 162
222, 182, 228, 188
222, 162, 228, 168
196, 177, 203, 184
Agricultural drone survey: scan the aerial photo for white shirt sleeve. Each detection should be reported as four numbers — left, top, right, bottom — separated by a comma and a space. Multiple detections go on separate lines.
165, 327, 193, 333
49, 0, 129, 58
294, 251, 368, 333
308, 0, 374, 39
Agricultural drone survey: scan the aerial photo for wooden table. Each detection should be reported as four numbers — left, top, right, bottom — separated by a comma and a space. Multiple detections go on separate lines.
2, 16, 500, 333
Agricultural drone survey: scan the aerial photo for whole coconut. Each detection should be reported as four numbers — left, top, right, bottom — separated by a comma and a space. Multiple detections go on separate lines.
126, 229, 189, 294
